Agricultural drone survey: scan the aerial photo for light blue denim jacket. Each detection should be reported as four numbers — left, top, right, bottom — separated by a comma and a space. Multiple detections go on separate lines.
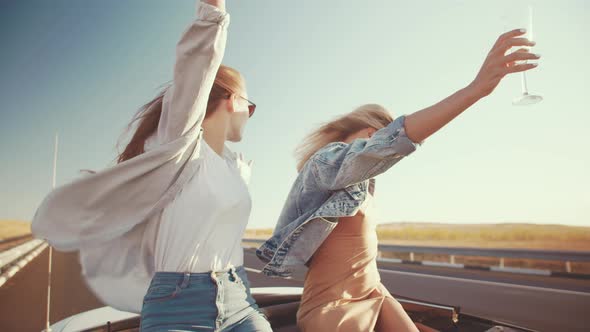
256, 115, 418, 277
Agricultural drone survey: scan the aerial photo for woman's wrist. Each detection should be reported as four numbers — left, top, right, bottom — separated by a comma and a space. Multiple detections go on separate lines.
464, 81, 486, 103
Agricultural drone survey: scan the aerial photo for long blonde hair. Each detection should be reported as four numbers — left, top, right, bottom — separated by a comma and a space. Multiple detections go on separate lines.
116, 65, 244, 163
295, 104, 394, 172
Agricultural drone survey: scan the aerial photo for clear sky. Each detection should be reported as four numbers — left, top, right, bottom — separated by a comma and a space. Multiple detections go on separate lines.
0, 0, 588, 228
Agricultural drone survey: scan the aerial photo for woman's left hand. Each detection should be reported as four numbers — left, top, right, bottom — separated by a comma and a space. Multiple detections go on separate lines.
468, 28, 541, 98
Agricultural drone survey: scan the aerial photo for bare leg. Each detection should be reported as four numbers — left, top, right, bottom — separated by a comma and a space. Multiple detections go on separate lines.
375, 297, 419, 332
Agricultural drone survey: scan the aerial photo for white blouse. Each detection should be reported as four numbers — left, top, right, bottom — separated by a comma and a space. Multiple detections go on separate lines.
32, 2, 239, 313
146, 136, 252, 273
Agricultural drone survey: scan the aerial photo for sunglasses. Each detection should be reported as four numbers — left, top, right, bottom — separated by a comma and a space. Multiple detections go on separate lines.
235, 95, 256, 118
239, 96, 256, 117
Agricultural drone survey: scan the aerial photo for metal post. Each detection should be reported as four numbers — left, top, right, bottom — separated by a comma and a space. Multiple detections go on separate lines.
45, 132, 58, 332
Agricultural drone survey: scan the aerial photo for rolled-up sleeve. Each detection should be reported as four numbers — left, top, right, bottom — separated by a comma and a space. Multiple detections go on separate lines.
311, 115, 417, 190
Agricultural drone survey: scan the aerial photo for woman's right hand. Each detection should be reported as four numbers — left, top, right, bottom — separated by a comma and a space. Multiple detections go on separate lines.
403, 29, 541, 144
203, 0, 225, 11
468, 29, 540, 98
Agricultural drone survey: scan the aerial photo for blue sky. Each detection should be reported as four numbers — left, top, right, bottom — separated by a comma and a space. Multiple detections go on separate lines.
0, 0, 588, 228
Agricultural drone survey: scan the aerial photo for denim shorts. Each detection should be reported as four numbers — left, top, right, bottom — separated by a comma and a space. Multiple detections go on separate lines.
139, 265, 272, 331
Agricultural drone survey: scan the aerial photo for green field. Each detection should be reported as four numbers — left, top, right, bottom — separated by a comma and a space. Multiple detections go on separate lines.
4, 220, 588, 273
245, 222, 590, 250
244, 222, 590, 273
6, 220, 588, 251
0, 220, 31, 239
375, 222, 590, 251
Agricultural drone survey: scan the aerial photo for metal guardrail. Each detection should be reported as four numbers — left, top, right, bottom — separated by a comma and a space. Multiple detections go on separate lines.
0, 240, 48, 288
242, 238, 590, 273
376, 244, 590, 262
0, 239, 45, 271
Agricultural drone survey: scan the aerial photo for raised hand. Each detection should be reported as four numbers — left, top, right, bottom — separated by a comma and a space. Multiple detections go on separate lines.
469, 29, 541, 98
203, 0, 225, 11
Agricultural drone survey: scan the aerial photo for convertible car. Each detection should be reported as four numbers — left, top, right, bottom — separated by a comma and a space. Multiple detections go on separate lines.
43, 287, 536, 332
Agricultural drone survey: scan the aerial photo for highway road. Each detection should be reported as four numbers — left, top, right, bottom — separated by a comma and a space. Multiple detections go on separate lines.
1, 246, 588, 331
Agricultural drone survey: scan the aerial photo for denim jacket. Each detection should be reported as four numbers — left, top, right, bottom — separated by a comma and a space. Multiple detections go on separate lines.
256, 115, 418, 277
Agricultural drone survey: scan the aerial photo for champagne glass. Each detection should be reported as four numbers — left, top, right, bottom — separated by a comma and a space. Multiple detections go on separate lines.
511, 5, 542, 106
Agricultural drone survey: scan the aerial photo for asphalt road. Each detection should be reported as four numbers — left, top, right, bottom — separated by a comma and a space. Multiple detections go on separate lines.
1, 246, 588, 332
242, 248, 590, 332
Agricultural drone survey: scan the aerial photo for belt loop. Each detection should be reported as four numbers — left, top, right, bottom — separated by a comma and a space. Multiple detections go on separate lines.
180, 271, 190, 289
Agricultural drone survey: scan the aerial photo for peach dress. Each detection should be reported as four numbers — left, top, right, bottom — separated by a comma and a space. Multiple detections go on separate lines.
297, 191, 393, 332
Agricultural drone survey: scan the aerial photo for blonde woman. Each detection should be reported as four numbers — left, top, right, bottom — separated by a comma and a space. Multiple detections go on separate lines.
32, 1, 272, 331
256, 29, 539, 331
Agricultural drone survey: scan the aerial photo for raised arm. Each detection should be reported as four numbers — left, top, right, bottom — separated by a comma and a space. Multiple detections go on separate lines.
311, 29, 539, 191
403, 28, 539, 143
157, 0, 229, 144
